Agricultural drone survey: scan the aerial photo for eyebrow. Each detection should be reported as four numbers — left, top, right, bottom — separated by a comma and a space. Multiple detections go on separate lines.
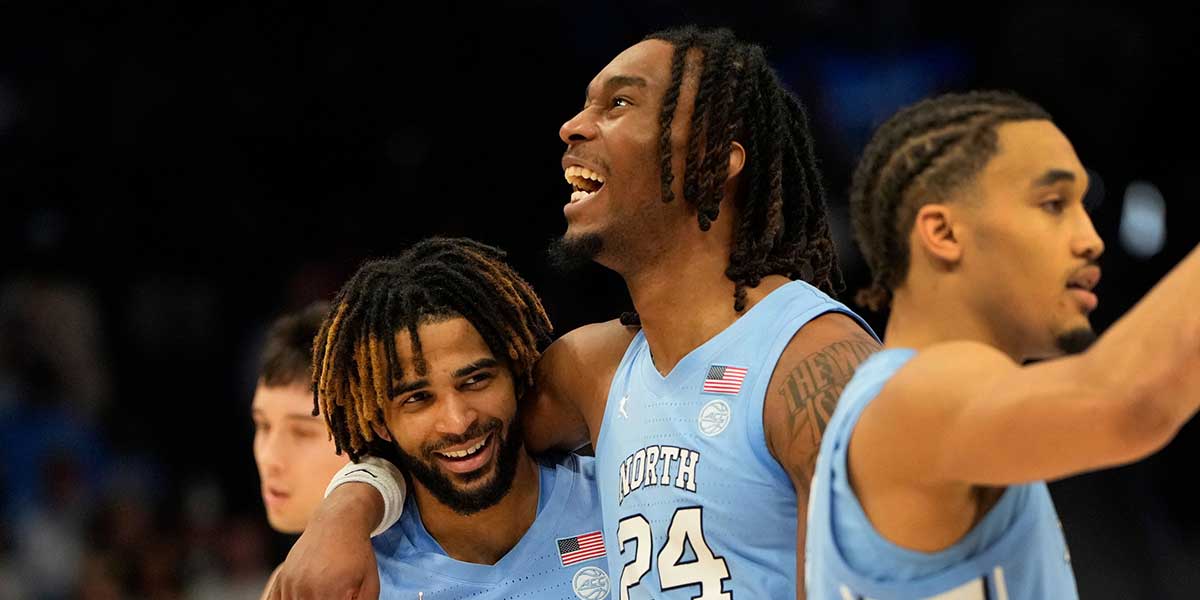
584, 74, 648, 102
1031, 169, 1076, 188
390, 357, 500, 397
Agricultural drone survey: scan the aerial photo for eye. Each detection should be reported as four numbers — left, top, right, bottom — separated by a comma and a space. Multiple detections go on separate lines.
292, 427, 319, 440
611, 96, 632, 109
463, 372, 493, 390
1041, 198, 1066, 215
253, 421, 270, 433
400, 391, 431, 405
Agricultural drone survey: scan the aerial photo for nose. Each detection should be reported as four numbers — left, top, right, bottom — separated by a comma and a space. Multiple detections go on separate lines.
1073, 209, 1105, 262
435, 393, 479, 437
560, 108, 597, 145
255, 429, 286, 477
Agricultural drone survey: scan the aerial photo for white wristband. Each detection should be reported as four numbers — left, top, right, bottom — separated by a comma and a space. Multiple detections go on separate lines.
324, 455, 407, 538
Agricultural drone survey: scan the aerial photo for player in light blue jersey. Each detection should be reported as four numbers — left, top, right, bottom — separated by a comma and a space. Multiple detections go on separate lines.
273, 27, 880, 600
268, 238, 611, 600
806, 91, 1200, 599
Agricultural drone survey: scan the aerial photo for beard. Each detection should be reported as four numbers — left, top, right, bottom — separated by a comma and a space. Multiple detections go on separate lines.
1055, 327, 1098, 355
547, 232, 603, 275
392, 416, 524, 516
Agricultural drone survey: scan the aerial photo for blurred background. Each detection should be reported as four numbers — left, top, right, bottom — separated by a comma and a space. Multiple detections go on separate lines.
0, 1, 1195, 598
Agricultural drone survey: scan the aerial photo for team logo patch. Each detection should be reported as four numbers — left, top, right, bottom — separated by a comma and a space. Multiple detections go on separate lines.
572, 565, 610, 600
698, 399, 732, 436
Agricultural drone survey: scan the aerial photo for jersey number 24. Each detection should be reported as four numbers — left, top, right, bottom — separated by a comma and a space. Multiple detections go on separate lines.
617, 507, 732, 600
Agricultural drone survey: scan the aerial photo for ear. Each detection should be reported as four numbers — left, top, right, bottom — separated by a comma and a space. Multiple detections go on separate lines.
371, 419, 393, 442
727, 141, 746, 181
912, 203, 962, 267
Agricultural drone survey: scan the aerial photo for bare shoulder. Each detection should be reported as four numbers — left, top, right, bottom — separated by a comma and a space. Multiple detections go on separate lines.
550, 319, 641, 367
527, 319, 639, 449
539, 319, 639, 401
763, 312, 881, 487
881, 340, 1016, 405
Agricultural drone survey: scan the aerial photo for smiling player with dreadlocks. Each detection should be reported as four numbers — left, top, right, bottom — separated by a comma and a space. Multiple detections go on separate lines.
269, 238, 612, 600
273, 27, 879, 599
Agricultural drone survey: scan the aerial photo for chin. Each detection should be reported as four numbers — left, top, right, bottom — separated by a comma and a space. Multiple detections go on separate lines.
267, 513, 305, 535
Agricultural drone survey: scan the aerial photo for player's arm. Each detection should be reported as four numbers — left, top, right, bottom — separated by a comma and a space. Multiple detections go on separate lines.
762, 313, 882, 599
522, 319, 638, 453
266, 485, 384, 600
855, 242, 1200, 489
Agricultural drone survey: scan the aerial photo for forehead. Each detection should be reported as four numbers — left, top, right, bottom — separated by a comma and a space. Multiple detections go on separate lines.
982, 120, 1087, 190
252, 383, 315, 413
587, 39, 676, 96
393, 317, 494, 371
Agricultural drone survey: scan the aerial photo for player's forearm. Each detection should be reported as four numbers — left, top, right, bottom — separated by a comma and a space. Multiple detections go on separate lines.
1083, 242, 1200, 433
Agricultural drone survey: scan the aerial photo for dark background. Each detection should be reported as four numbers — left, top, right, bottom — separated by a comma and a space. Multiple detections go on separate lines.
1, 1, 1196, 598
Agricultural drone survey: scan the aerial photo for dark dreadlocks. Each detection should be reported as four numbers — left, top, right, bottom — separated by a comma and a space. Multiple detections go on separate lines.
312, 238, 553, 461
849, 90, 1051, 311
632, 26, 840, 320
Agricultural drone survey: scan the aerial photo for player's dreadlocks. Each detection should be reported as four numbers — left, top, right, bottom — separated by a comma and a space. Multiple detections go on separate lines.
849, 90, 1051, 311
312, 238, 553, 461
634, 26, 840, 319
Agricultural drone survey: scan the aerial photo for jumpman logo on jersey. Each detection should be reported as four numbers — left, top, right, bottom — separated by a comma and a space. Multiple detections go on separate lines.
619, 395, 629, 419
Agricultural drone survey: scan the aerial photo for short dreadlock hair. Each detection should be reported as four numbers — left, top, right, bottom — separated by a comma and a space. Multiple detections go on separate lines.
633, 26, 841, 317
258, 301, 329, 388
313, 238, 553, 461
850, 90, 1052, 311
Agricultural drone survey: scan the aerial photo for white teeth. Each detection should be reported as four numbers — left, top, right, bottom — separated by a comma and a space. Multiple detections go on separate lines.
563, 165, 606, 186
570, 190, 591, 203
438, 436, 488, 459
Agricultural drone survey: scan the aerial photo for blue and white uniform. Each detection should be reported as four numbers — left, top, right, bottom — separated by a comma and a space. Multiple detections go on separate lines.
806, 349, 1079, 599
596, 281, 874, 599
374, 453, 611, 600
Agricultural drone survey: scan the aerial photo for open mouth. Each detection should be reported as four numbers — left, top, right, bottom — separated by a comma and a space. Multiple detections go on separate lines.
564, 165, 606, 204
431, 432, 497, 474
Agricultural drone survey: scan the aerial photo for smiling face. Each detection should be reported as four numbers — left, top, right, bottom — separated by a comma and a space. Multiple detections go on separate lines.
252, 382, 348, 534
952, 120, 1105, 358
555, 39, 697, 271
379, 316, 524, 515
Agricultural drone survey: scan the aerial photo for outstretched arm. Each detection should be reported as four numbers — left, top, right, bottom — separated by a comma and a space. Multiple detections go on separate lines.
855, 242, 1200, 493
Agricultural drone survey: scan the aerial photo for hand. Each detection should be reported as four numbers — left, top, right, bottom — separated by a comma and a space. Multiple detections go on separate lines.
266, 483, 384, 600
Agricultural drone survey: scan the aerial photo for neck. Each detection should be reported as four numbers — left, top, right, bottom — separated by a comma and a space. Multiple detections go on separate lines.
885, 282, 1025, 362
413, 448, 540, 565
621, 235, 789, 375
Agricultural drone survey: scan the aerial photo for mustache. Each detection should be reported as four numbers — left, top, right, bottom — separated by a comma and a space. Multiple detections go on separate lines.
562, 149, 612, 173
421, 418, 502, 457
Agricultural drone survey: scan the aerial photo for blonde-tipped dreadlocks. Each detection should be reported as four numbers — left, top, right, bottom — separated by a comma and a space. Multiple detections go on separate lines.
312, 238, 553, 461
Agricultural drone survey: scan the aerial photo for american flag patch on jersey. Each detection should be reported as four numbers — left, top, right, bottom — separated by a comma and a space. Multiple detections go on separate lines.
556, 530, 606, 567
703, 365, 748, 394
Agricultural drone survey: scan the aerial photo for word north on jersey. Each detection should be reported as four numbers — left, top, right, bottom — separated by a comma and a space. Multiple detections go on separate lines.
617, 445, 700, 505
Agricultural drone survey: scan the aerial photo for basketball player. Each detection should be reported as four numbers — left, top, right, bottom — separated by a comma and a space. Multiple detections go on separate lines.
250, 302, 351, 596
273, 27, 878, 599
270, 238, 608, 599
805, 91, 1200, 598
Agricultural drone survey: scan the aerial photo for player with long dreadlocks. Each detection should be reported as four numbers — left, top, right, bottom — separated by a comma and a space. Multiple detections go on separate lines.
273, 26, 879, 599
269, 237, 609, 599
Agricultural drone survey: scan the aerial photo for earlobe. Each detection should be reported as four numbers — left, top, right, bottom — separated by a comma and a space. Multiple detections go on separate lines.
914, 204, 962, 266
727, 141, 746, 180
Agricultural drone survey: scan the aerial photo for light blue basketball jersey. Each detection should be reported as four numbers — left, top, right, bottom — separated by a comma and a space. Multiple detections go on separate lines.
806, 349, 1080, 599
595, 280, 875, 599
373, 453, 612, 600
